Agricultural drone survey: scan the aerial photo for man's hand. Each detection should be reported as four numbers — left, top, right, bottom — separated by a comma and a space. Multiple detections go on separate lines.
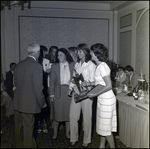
50, 95, 55, 102
13, 86, 16, 91
46, 68, 51, 73
2, 91, 10, 97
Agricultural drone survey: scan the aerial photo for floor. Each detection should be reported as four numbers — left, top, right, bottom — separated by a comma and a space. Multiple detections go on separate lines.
1, 100, 129, 148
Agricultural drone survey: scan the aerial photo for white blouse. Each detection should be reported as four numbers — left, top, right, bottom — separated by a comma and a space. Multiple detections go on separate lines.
94, 62, 110, 86
60, 62, 70, 85
43, 58, 51, 72
74, 60, 96, 82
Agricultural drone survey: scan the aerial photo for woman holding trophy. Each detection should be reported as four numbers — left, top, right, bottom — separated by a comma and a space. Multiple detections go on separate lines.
68, 43, 96, 147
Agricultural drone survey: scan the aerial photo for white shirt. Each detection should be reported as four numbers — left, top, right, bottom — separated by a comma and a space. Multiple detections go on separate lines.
74, 60, 96, 82
28, 55, 36, 61
69, 60, 96, 92
43, 58, 51, 72
60, 62, 70, 85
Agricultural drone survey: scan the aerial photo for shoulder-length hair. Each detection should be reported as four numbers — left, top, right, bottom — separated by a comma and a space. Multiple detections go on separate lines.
76, 43, 91, 63
38, 45, 48, 65
56, 48, 73, 64
47, 46, 58, 63
90, 43, 108, 62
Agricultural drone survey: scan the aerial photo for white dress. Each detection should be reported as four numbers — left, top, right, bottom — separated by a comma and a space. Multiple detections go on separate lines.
95, 62, 117, 136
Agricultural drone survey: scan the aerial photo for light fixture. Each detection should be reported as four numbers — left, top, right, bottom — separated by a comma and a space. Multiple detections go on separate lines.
1, 1, 31, 11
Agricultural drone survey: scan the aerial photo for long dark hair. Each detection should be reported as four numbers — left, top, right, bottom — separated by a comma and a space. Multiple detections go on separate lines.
76, 43, 91, 63
47, 46, 58, 63
38, 45, 48, 65
90, 43, 108, 62
56, 48, 73, 64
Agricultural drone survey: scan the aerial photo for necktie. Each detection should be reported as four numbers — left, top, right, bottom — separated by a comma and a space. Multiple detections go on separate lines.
128, 76, 131, 86
64, 64, 66, 70
128, 76, 132, 91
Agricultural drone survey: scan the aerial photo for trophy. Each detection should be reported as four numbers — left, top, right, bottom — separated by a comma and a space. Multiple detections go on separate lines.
73, 69, 94, 103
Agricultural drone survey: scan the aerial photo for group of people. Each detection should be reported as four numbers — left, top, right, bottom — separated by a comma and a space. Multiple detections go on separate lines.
1, 62, 16, 121
1, 42, 139, 148
115, 65, 139, 93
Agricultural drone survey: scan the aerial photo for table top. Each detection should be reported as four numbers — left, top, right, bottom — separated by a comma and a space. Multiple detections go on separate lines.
116, 92, 149, 112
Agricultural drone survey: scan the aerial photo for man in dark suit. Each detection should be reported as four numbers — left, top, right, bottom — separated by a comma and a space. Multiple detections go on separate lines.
123, 65, 139, 92
5, 62, 16, 99
13, 43, 45, 148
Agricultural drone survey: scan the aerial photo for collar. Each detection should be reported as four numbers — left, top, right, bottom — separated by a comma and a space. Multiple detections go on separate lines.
11, 70, 14, 74
60, 61, 68, 66
28, 55, 36, 61
79, 61, 88, 66
130, 73, 133, 80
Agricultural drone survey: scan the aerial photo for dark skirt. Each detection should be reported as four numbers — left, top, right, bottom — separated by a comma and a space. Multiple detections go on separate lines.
53, 85, 71, 121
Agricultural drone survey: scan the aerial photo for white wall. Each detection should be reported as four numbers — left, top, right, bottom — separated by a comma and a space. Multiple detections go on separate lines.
1, 1, 114, 77
2, 1, 149, 83
117, 1, 149, 82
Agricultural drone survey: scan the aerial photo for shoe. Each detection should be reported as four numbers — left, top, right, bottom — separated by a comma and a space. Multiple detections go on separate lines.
38, 123, 42, 133
50, 120, 54, 129
7, 115, 14, 123
43, 124, 48, 133
71, 142, 76, 146
52, 134, 57, 140
65, 134, 70, 139
7, 117, 14, 124
38, 128, 42, 133
59, 125, 64, 130
82, 143, 88, 147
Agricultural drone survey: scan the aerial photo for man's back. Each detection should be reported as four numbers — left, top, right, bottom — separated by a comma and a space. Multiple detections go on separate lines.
14, 57, 44, 114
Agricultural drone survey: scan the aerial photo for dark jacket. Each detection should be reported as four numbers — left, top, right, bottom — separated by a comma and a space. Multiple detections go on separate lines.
123, 73, 139, 90
5, 70, 14, 98
13, 57, 45, 114
49, 62, 75, 99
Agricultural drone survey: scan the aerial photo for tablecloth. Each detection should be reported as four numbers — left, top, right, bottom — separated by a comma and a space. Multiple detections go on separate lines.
116, 92, 149, 148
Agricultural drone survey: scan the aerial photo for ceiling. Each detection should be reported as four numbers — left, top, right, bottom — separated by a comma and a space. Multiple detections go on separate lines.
70, 1, 113, 4
1, 1, 137, 11
83, 1, 113, 3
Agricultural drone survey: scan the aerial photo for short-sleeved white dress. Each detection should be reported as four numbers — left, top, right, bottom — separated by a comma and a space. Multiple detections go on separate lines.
95, 62, 117, 136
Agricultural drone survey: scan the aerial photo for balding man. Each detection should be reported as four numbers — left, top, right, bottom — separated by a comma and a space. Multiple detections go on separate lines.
13, 43, 45, 148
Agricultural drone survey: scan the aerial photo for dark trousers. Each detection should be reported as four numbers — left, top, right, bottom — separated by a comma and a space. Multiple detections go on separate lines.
14, 110, 37, 148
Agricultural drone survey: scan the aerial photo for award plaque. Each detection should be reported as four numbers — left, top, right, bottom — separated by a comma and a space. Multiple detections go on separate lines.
74, 84, 105, 103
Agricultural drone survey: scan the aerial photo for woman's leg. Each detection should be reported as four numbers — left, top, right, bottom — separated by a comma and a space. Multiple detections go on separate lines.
50, 101, 54, 128
53, 120, 59, 139
41, 107, 48, 133
99, 136, 106, 148
82, 99, 93, 145
70, 95, 81, 143
106, 133, 115, 148
65, 121, 70, 138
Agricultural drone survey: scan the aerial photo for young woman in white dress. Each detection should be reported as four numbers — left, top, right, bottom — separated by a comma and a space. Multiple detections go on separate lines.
87, 43, 117, 148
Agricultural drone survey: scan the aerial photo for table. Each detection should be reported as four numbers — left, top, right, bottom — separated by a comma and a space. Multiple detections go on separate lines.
116, 92, 149, 148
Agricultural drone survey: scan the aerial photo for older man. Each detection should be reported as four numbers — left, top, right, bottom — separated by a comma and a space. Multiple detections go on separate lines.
13, 43, 45, 148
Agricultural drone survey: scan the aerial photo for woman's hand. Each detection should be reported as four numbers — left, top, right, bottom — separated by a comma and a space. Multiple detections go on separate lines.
90, 50, 99, 62
67, 89, 73, 97
87, 93, 96, 98
81, 81, 90, 87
